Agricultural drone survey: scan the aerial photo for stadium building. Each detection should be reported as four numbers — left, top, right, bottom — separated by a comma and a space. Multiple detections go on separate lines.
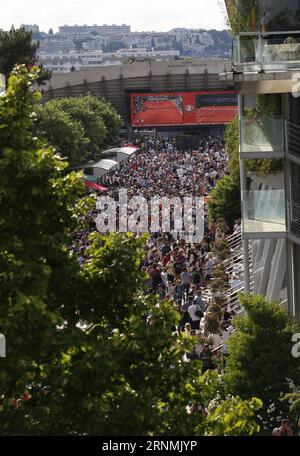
41, 59, 237, 136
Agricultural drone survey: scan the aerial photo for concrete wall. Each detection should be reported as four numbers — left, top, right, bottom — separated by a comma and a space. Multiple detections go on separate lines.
41, 59, 232, 91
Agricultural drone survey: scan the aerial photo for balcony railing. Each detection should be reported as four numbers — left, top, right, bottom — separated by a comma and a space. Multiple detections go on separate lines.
233, 31, 300, 72
240, 115, 284, 154
287, 185, 300, 238
242, 189, 286, 234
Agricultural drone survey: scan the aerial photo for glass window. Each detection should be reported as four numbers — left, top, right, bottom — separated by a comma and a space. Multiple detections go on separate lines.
241, 94, 283, 153
243, 189, 286, 233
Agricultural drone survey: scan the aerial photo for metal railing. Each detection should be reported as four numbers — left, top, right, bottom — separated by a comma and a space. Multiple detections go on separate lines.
286, 121, 300, 238
287, 121, 300, 160
288, 186, 300, 238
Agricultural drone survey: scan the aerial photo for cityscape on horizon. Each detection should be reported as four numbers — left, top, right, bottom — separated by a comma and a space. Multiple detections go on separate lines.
11, 23, 232, 74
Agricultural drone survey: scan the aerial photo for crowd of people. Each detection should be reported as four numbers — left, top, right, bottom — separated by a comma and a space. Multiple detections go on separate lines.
104, 135, 226, 201
70, 134, 239, 369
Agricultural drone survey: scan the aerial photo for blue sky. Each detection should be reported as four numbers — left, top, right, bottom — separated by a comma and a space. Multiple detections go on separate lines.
1, 0, 227, 32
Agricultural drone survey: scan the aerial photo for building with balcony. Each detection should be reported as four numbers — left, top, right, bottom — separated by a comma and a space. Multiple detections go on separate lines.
223, 0, 300, 322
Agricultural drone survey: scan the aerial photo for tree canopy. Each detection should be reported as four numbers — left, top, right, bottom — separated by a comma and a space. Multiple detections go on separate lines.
208, 117, 241, 229
36, 95, 122, 167
208, 173, 241, 231
0, 27, 51, 83
223, 293, 300, 431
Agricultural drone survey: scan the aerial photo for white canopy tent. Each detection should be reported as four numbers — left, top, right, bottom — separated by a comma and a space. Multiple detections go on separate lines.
92, 159, 119, 178
101, 146, 138, 163
116, 147, 138, 162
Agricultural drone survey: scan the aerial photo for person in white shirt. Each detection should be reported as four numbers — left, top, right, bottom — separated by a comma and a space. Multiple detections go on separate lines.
188, 300, 202, 330
205, 256, 214, 282
161, 268, 168, 288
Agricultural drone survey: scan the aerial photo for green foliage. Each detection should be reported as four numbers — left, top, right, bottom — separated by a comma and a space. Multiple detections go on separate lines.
256, 94, 282, 117
77, 94, 122, 145
0, 64, 89, 403
208, 117, 241, 230
224, 116, 240, 181
247, 158, 283, 177
0, 28, 38, 78
245, 94, 283, 176
224, 0, 239, 35
223, 293, 300, 429
0, 66, 261, 436
0, 27, 51, 83
282, 392, 300, 424
35, 103, 90, 166
36, 95, 121, 167
213, 238, 231, 262
204, 304, 223, 335
206, 396, 262, 436
208, 174, 241, 231
225, 0, 259, 35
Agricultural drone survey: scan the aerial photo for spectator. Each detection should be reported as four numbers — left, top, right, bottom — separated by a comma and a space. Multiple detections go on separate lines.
191, 267, 201, 288
180, 267, 190, 300
272, 419, 293, 436
188, 298, 203, 331
194, 290, 206, 314
205, 254, 214, 283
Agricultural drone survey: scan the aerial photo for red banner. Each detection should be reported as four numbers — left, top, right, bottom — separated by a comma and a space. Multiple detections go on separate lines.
84, 180, 108, 191
130, 91, 237, 127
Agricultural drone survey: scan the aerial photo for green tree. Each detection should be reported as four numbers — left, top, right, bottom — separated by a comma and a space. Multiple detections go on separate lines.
82, 94, 122, 145
224, 115, 240, 180
0, 64, 90, 424
208, 174, 241, 231
245, 94, 283, 176
206, 396, 262, 436
0, 66, 261, 436
225, 0, 259, 35
0, 27, 51, 83
284, 393, 300, 414
208, 117, 241, 230
36, 95, 121, 166
35, 103, 90, 166
223, 293, 300, 431
0, 28, 38, 78
282, 392, 300, 431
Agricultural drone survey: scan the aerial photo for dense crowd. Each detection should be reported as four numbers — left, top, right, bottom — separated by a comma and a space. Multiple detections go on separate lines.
105, 135, 226, 200
70, 135, 241, 373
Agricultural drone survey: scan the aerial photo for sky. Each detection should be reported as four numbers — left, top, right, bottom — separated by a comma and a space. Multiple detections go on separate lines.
0, 0, 227, 33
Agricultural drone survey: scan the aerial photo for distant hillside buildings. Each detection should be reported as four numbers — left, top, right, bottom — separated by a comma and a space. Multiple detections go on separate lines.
20, 23, 232, 73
